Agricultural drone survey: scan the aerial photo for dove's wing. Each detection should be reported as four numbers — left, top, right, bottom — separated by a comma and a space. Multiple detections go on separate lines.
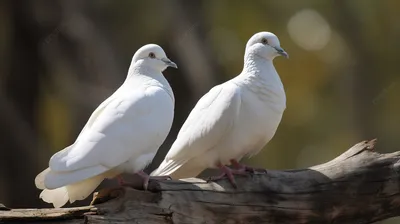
44, 86, 173, 189
151, 82, 240, 176
41, 92, 119, 174
75, 91, 119, 142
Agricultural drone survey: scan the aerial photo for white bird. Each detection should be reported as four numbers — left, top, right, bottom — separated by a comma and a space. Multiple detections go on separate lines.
35, 44, 177, 208
151, 32, 288, 187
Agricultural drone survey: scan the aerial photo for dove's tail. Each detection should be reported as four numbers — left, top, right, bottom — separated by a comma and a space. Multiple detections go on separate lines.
39, 187, 69, 208
35, 167, 119, 208
150, 159, 204, 179
39, 174, 104, 208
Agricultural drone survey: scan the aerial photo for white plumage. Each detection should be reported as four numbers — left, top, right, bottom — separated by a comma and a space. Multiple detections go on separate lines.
35, 44, 177, 207
151, 32, 288, 184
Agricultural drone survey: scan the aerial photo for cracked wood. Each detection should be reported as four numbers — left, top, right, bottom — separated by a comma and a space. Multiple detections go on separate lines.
1, 139, 400, 223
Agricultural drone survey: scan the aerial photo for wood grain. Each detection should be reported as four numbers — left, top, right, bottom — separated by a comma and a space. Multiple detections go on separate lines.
1, 140, 400, 223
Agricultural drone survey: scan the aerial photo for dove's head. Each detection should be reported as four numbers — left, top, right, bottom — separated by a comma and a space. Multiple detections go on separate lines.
245, 32, 288, 61
132, 44, 177, 72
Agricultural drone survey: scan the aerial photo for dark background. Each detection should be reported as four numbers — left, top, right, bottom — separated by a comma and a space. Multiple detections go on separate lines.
0, 1, 399, 222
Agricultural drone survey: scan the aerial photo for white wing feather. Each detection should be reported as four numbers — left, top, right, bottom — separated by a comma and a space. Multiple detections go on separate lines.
42, 86, 171, 189
36, 85, 173, 207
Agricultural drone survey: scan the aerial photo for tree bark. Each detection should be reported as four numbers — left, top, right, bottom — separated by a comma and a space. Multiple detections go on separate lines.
1, 139, 400, 224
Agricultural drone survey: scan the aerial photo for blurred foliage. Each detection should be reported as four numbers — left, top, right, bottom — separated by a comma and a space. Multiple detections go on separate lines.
0, 1, 399, 223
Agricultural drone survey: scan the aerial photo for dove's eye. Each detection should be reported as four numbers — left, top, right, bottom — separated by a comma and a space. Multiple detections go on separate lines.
261, 38, 268, 45
149, 52, 156, 58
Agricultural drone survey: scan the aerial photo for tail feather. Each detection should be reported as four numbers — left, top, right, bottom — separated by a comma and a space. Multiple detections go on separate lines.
35, 168, 50, 190
66, 173, 106, 203
39, 172, 115, 208
44, 165, 109, 189
150, 159, 184, 177
36, 167, 120, 208
40, 187, 69, 208
151, 159, 204, 179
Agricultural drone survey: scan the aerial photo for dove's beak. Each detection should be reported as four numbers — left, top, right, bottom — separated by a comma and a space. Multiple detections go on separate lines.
162, 58, 178, 69
275, 47, 289, 59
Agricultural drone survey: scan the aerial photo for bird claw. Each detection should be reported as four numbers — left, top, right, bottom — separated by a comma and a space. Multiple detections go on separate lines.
237, 166, 267, 174
144, 175, 173, 191
230, 159, 267, 174
117, 177, 140, 189
137, 171, 172, 190
118, 172, 172, 191
207, 165, 240, 188
207, 161, 268, 188
207, 173, 237, 189
117, 175, 128, 186
143, 180, 149, 191
149, 175, 173, 181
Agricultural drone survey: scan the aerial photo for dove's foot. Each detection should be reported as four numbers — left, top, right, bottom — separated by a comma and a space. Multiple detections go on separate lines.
137, 171, 172, 190
230, 159, 267, 174
208, 164, 248, 188
116, 172, 151, 190
116, 175, 127, 186
137, 171, 151, 190
116, 175, 141, 188
118, 172, 171, 190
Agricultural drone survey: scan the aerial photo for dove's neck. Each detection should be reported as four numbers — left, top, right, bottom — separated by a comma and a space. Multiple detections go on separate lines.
124, 64, 174, 100
241, 54, 283, 88
239, 54, 286, 114
126, 64, 168, 86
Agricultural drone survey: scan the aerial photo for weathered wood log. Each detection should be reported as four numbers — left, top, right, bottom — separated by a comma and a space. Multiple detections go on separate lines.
1, 139, 400, 223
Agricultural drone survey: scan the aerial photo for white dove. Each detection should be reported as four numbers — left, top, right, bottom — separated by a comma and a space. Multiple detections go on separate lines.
35, 44, 177, 208
151, 32, 288, 187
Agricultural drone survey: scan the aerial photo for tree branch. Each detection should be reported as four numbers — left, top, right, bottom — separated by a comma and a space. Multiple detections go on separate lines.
1, 140, 400, 223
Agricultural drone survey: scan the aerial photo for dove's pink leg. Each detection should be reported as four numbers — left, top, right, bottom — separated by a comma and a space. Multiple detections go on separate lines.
230, 159, 255, 173
117, 172, 171, 190
116, 175, 126, 185
208, 163, 248, 188
230, 159, 266, 173
137, 171, 171, 190
136, 171, 151, 190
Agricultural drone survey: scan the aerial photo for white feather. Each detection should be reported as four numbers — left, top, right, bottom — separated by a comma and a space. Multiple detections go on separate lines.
35, 44, 176, 207
151, 32, 287, 179
39, 188, 68, 208
44, 165, 110, 189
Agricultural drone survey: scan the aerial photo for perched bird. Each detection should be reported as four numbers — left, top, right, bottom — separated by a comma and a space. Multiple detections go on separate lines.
35, 44, 177, 208
151, 32, 288, 187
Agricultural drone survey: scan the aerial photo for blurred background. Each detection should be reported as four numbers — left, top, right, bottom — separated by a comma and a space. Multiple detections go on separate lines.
0, 0, 399, 222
